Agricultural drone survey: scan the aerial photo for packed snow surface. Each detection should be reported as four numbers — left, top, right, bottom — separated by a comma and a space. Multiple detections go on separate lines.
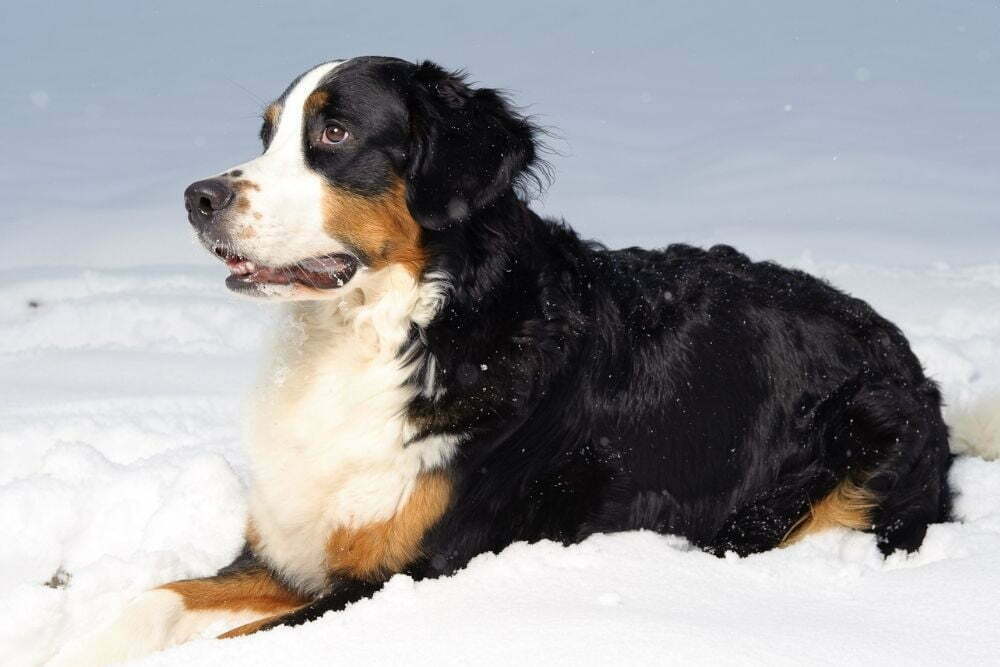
3, 1, 1000, 665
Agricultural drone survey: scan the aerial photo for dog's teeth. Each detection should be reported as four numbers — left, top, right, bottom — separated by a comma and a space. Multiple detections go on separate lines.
230, 261, 255, 276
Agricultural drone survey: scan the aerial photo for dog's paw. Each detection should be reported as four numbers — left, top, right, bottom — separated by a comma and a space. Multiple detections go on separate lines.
47, 589, 187, 667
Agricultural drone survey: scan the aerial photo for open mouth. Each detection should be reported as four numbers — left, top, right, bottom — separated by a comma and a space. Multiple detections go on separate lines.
213, 246, 360, 295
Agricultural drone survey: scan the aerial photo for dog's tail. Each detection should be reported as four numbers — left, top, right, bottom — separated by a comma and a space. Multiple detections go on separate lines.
948, 394, 1000, 461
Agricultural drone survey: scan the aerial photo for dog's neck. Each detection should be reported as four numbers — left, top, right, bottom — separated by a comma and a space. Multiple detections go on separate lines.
274, 264, 446, 360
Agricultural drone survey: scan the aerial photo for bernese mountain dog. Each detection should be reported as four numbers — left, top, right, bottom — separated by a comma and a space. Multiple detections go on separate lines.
55, 56, 953, 664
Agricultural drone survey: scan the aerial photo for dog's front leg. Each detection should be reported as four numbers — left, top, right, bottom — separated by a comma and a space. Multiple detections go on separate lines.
220, 577, 384, 638
48, 554, 306, 666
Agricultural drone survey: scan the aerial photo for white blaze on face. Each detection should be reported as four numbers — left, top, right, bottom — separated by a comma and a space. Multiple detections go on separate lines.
221, 60, 345, 267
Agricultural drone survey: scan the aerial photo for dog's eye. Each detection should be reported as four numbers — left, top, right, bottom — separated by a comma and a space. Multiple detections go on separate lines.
321, 123, 349, 145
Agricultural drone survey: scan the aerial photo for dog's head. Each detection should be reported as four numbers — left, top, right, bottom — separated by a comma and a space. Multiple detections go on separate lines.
184, 56, 539, 299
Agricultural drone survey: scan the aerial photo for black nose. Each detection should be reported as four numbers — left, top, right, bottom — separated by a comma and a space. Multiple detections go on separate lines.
184, 178, 234, 229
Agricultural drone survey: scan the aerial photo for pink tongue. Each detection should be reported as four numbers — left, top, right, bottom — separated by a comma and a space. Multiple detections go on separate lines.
249, 266, 293, 285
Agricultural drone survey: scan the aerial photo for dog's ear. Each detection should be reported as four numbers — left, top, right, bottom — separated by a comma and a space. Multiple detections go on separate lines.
404, 61, 539, 230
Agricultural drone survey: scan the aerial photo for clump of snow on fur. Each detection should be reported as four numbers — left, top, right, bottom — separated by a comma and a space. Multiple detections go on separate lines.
947, 394, 1000, 460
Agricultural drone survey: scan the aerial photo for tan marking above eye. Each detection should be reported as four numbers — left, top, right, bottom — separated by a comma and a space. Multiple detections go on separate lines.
304, 90, 329, 117
323, 179, 427, 278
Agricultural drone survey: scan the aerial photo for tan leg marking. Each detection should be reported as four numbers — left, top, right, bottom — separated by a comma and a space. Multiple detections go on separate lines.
218, 611, 296, 639
327, 471, 452, 581
781, 477, 878, 546
161, 568, 308, 615
217, 474, 451, 638
216, 474, 450, 639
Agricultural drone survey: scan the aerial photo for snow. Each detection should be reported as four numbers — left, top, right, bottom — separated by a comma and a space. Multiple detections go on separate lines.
3, 1, 1000, 665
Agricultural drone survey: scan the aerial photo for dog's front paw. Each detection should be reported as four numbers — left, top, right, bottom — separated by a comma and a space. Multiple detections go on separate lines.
47, 589, 187, 667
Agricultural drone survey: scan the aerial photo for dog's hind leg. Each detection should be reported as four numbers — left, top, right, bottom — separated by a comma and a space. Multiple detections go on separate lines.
709, 375, 952, 557
706, 465, 837, 557
854, 380, 952, 554
786, 376, 952, 554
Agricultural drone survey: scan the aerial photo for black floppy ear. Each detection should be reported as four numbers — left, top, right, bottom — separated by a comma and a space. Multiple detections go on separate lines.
404, 61, 539, 230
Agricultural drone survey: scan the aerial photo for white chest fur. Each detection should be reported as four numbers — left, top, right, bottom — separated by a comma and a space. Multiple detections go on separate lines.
244, 268, 453, 594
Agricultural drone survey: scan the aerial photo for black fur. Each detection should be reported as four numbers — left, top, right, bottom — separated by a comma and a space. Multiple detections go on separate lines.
408, 219, 952, 564
227, 57, 953, 626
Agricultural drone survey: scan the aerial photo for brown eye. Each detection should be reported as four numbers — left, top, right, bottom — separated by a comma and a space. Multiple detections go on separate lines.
321, 123, 348, 145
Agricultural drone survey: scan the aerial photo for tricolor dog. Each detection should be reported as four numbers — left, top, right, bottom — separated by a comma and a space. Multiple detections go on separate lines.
54, 56, 954, 664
